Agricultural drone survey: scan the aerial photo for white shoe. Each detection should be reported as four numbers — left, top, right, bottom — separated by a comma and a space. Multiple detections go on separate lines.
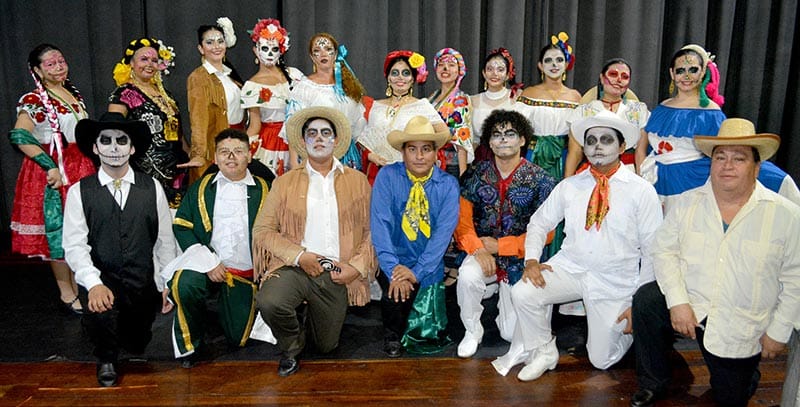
517, 337, 559, 382
492, 341, 529, 376
457, 335, 481, 358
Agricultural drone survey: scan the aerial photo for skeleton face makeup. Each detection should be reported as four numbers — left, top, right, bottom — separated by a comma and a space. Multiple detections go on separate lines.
311, 36, 336, 68
540, 48, 566, 80
304, 118, 337, 159
257, 39, 282, 66
488, 122, 524, 159
670, 54, 704, 93
483, 56, 509, 91
200, 29, 226, 65
583, 126, 622, 168
93, 129, 133, 168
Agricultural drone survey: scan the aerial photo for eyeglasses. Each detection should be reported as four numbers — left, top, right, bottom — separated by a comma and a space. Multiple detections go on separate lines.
304, 128, 335, 141
98, 135, 129, 145
674, 66, 701, 76
490, 130, 520, 140
216, 148, 248, 157
605, 69, 630, 81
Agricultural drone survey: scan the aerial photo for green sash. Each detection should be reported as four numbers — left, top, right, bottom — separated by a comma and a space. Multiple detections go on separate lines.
401, 281, 452, 354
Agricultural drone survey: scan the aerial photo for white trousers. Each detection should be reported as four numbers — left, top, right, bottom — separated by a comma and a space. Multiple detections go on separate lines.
505, 266, 632, 370
456, 255, 516, 341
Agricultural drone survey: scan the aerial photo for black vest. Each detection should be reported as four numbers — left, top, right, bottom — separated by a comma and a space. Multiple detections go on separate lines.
80, 171, 159, 292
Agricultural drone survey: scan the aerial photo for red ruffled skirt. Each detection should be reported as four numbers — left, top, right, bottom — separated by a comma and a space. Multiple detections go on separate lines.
252, 121, 288, 176
10, 143, 95, 260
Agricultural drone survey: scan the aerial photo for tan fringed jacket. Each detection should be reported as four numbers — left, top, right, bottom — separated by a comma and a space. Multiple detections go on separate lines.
252, 164, 376, 282
186, 65, 241, 182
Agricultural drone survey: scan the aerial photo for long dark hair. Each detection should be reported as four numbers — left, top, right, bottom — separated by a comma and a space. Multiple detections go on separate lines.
197, 25, 244, 85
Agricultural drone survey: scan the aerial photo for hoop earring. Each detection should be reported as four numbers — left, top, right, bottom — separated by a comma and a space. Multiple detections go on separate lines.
385, 84, 392, 97
668, 80, 675, 95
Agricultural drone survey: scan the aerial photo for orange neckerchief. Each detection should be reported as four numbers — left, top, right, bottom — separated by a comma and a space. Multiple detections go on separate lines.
585, 163, 620, 231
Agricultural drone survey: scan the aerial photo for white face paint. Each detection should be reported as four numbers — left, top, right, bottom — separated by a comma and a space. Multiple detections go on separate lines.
583, 127, 622, 167
540, 48, 566, 80
93, 129, 133, 168
304, 118, 336, 159
257, 39, 282, 66
488, 122, 524, 159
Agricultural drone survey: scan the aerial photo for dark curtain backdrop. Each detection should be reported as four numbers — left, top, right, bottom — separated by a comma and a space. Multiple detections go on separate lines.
2, 0, 799, 248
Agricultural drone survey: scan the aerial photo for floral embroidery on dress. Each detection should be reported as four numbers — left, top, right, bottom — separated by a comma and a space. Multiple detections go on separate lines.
258, 87, 273, 104
120, 88, 146, 108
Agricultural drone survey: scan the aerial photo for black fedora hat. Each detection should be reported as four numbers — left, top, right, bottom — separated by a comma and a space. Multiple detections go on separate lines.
75, 112, 151, 165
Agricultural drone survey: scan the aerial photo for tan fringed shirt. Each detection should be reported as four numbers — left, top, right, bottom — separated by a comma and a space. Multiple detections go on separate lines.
252, 163, 375, 282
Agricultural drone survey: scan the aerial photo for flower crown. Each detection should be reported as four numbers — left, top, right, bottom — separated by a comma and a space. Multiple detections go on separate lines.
489, 47, 516, 80
384, 50, 428, 83
249, 18, 290, 53
113, 37, 176, 86
550, 31, 575, 70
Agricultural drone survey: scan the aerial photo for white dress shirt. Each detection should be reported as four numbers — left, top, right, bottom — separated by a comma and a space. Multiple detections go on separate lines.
210, 170, 255, 270
525, 164, 663, 300
300, 158, 343, 262
63, 167, 177, 291
654, 181, 800, 358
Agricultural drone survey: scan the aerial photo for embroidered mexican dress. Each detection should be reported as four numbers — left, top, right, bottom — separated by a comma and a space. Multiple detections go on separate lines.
110, 83, 188, 208
241, 67, 304, 175
10, 92, 95, 259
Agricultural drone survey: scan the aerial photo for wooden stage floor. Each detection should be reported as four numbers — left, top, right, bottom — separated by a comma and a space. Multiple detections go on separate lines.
0, 350, 786, 406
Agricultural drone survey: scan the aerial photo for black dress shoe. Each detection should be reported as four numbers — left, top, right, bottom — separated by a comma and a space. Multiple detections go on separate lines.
179, 355, 196, 369
384, 340, 403, 358
277, 355, 299, 377
630, 389, 660, 407
96, 362, 117, 387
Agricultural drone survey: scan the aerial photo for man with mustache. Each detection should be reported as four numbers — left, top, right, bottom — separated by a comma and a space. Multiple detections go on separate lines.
63, 112, 177, 387
493, 111, 662, 381
454, 110, 556, 358
252, 107, 375, 377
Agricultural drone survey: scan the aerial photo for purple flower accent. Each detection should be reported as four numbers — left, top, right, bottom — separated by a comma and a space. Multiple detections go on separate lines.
120, 88, 145, 109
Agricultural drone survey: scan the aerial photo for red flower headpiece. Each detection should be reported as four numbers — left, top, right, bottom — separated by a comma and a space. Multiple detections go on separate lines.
249, 19, 290, 53
489, 47, 516, 81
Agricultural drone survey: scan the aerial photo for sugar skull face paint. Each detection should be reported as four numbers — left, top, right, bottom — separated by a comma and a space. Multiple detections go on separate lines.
482, 56, 508, 90
304, 118, 337, 159
670, 53, 704, 93
601, 63, 631, 99
488, 122, 524, 158
93, 129, 133, 168
583, 127, 622, 167
258, 38, 281, 66
540, 48, 566, 80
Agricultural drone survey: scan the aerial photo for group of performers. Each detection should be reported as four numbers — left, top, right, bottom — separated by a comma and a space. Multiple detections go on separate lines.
7, 17, 800, 405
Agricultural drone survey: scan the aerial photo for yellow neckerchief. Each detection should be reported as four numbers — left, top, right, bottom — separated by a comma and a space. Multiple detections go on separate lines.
401, 167, 434, 241
585, 163, 620, 231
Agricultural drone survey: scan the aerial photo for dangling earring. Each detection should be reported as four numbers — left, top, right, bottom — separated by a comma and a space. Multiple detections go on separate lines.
313, 64, 317, 73
483, 82, 487, 91
540, 71, 544, 82
254, 57, 259, 65
385, 83, 392, 97
409, 88, 413, 97
561, 72, 566, 82
668, 80, 675, 95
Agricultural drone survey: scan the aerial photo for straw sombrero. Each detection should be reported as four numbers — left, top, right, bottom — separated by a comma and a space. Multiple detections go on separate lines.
694, 118, 779, 160
386, 116, 450, 152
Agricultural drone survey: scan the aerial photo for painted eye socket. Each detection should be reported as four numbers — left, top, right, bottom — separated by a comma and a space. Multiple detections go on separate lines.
675, 66, 701, 75
490, 130, 520, 140
304, 128, 335, 141
605, 70, 630, 81
98, 135, 129, 145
